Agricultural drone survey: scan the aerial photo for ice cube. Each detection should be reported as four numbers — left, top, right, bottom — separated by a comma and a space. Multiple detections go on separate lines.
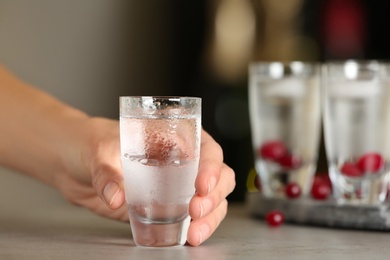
170, 160, 182, 167
329, 81, 380, 98
123, 154, 146, 161
139, 158, 160, 166
264, 78, 305, 98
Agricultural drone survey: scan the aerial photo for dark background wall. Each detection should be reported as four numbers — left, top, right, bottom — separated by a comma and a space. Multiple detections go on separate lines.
1, 0, 390, 202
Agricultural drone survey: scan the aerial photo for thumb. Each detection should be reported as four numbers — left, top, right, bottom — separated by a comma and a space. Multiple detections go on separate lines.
91, 162, 126, 209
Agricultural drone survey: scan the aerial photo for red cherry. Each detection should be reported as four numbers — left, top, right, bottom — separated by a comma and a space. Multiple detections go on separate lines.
266, 210, 285, 227
285, 182, 301, 199
357, 152, 384, 173
341, 162, 364, 177
311, 177, 331, 200
278, 154, 302, 169
258, 140, 288, 161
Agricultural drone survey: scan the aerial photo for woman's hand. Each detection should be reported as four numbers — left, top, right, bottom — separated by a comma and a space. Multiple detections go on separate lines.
55, 117, 235, 246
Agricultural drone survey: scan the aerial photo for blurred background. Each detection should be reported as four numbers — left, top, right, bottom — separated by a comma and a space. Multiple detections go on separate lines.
1, 0, 390, 202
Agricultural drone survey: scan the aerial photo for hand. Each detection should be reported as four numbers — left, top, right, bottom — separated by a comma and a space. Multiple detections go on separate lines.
55, 117, 235, 246
55, 117, 128, 221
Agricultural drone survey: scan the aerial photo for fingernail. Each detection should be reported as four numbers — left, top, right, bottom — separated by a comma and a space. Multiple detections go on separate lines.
103, 181, 120, 206
208, 176, 217, 194
198, 223, 210, 245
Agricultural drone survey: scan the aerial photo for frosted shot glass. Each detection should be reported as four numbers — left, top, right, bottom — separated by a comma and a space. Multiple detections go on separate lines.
248, 62, 321, 198
119, 96, 201, 247
322, 61, 390, 205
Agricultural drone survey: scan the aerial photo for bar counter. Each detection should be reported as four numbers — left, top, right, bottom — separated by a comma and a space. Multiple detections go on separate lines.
1, 167, 389, 259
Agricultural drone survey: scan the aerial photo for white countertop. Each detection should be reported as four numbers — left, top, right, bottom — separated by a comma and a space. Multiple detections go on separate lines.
1, 167, 389, 259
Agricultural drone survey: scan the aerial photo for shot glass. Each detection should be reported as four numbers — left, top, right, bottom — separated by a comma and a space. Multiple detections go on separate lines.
322, 60, 390, 205
248, 62, 321, 198
119, 96, 201, 247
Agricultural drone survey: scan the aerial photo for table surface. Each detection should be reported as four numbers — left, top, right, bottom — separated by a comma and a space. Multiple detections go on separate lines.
1, 167, 390, 260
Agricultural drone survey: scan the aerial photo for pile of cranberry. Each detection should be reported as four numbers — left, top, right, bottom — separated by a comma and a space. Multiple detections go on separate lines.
259, 142, 387, 227
257, 140, 332, 201
257, 140, 333, 227
258, 140, 302, 170
340, 152, 384, 177
262, 174, 332, 227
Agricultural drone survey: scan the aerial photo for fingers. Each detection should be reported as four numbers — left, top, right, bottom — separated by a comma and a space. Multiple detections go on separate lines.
187, 199, 228, 246
187, 129, 235, 246
189, 163, 235, 219
187, 162, 235, 246
195, 130, 224, 196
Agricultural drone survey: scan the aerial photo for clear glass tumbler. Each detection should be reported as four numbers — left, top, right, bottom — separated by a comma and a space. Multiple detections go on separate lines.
249, 62, 321, 198
119, 96, 201, 247
322, 60, 390, 205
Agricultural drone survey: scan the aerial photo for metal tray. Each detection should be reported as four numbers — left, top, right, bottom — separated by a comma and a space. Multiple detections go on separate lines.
246, 192, 390, 231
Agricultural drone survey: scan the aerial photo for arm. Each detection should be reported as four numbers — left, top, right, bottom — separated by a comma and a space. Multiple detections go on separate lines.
0, 64, 127, 220
0, 65, 89, 185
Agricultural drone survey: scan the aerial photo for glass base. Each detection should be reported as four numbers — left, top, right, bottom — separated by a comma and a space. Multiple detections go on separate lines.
129, 216, 190, 247
256, 159, 316, 198
329, 165, 390, 205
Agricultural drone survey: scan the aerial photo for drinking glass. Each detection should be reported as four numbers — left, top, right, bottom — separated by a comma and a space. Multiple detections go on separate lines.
119, 96, 201, 247
248, 62, 321, 198
322, 60, 390, 205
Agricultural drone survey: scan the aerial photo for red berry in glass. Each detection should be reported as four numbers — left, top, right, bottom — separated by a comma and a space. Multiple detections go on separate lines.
278, 154, 302, 169
340, 162, 364, 177
285, 182, 301, 199
357, 152, 384, 173
266, 210, 285, 227
311, 176, 331, 200
386, 182, 390, 200
356, 188, 363, 199
258, 140, 287, 161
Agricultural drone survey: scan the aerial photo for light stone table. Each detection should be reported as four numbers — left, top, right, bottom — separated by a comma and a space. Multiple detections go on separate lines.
1, 167, 390, 260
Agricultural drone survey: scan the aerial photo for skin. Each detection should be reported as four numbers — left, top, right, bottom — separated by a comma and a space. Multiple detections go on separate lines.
0, 65, 236, 246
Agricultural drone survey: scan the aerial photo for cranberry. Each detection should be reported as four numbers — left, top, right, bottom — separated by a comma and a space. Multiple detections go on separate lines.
386, 183, 390, 200
285, 182, 301, 199
321, 173, 332, 190
258, 140, 287, 161
356, 188, 363, 199
311, 176, 331, 200
266, 210, 285, 227
313, 173, 332, 190
278, 154, 302, 169
341, 162, 364, 177
344, 193, 352, 200
357, 152, 384, 173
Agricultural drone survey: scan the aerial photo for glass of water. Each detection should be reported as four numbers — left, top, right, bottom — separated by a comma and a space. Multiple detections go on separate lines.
119, 96, 201, 247
248, 62, 321, 198
322, 60, 390, 205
